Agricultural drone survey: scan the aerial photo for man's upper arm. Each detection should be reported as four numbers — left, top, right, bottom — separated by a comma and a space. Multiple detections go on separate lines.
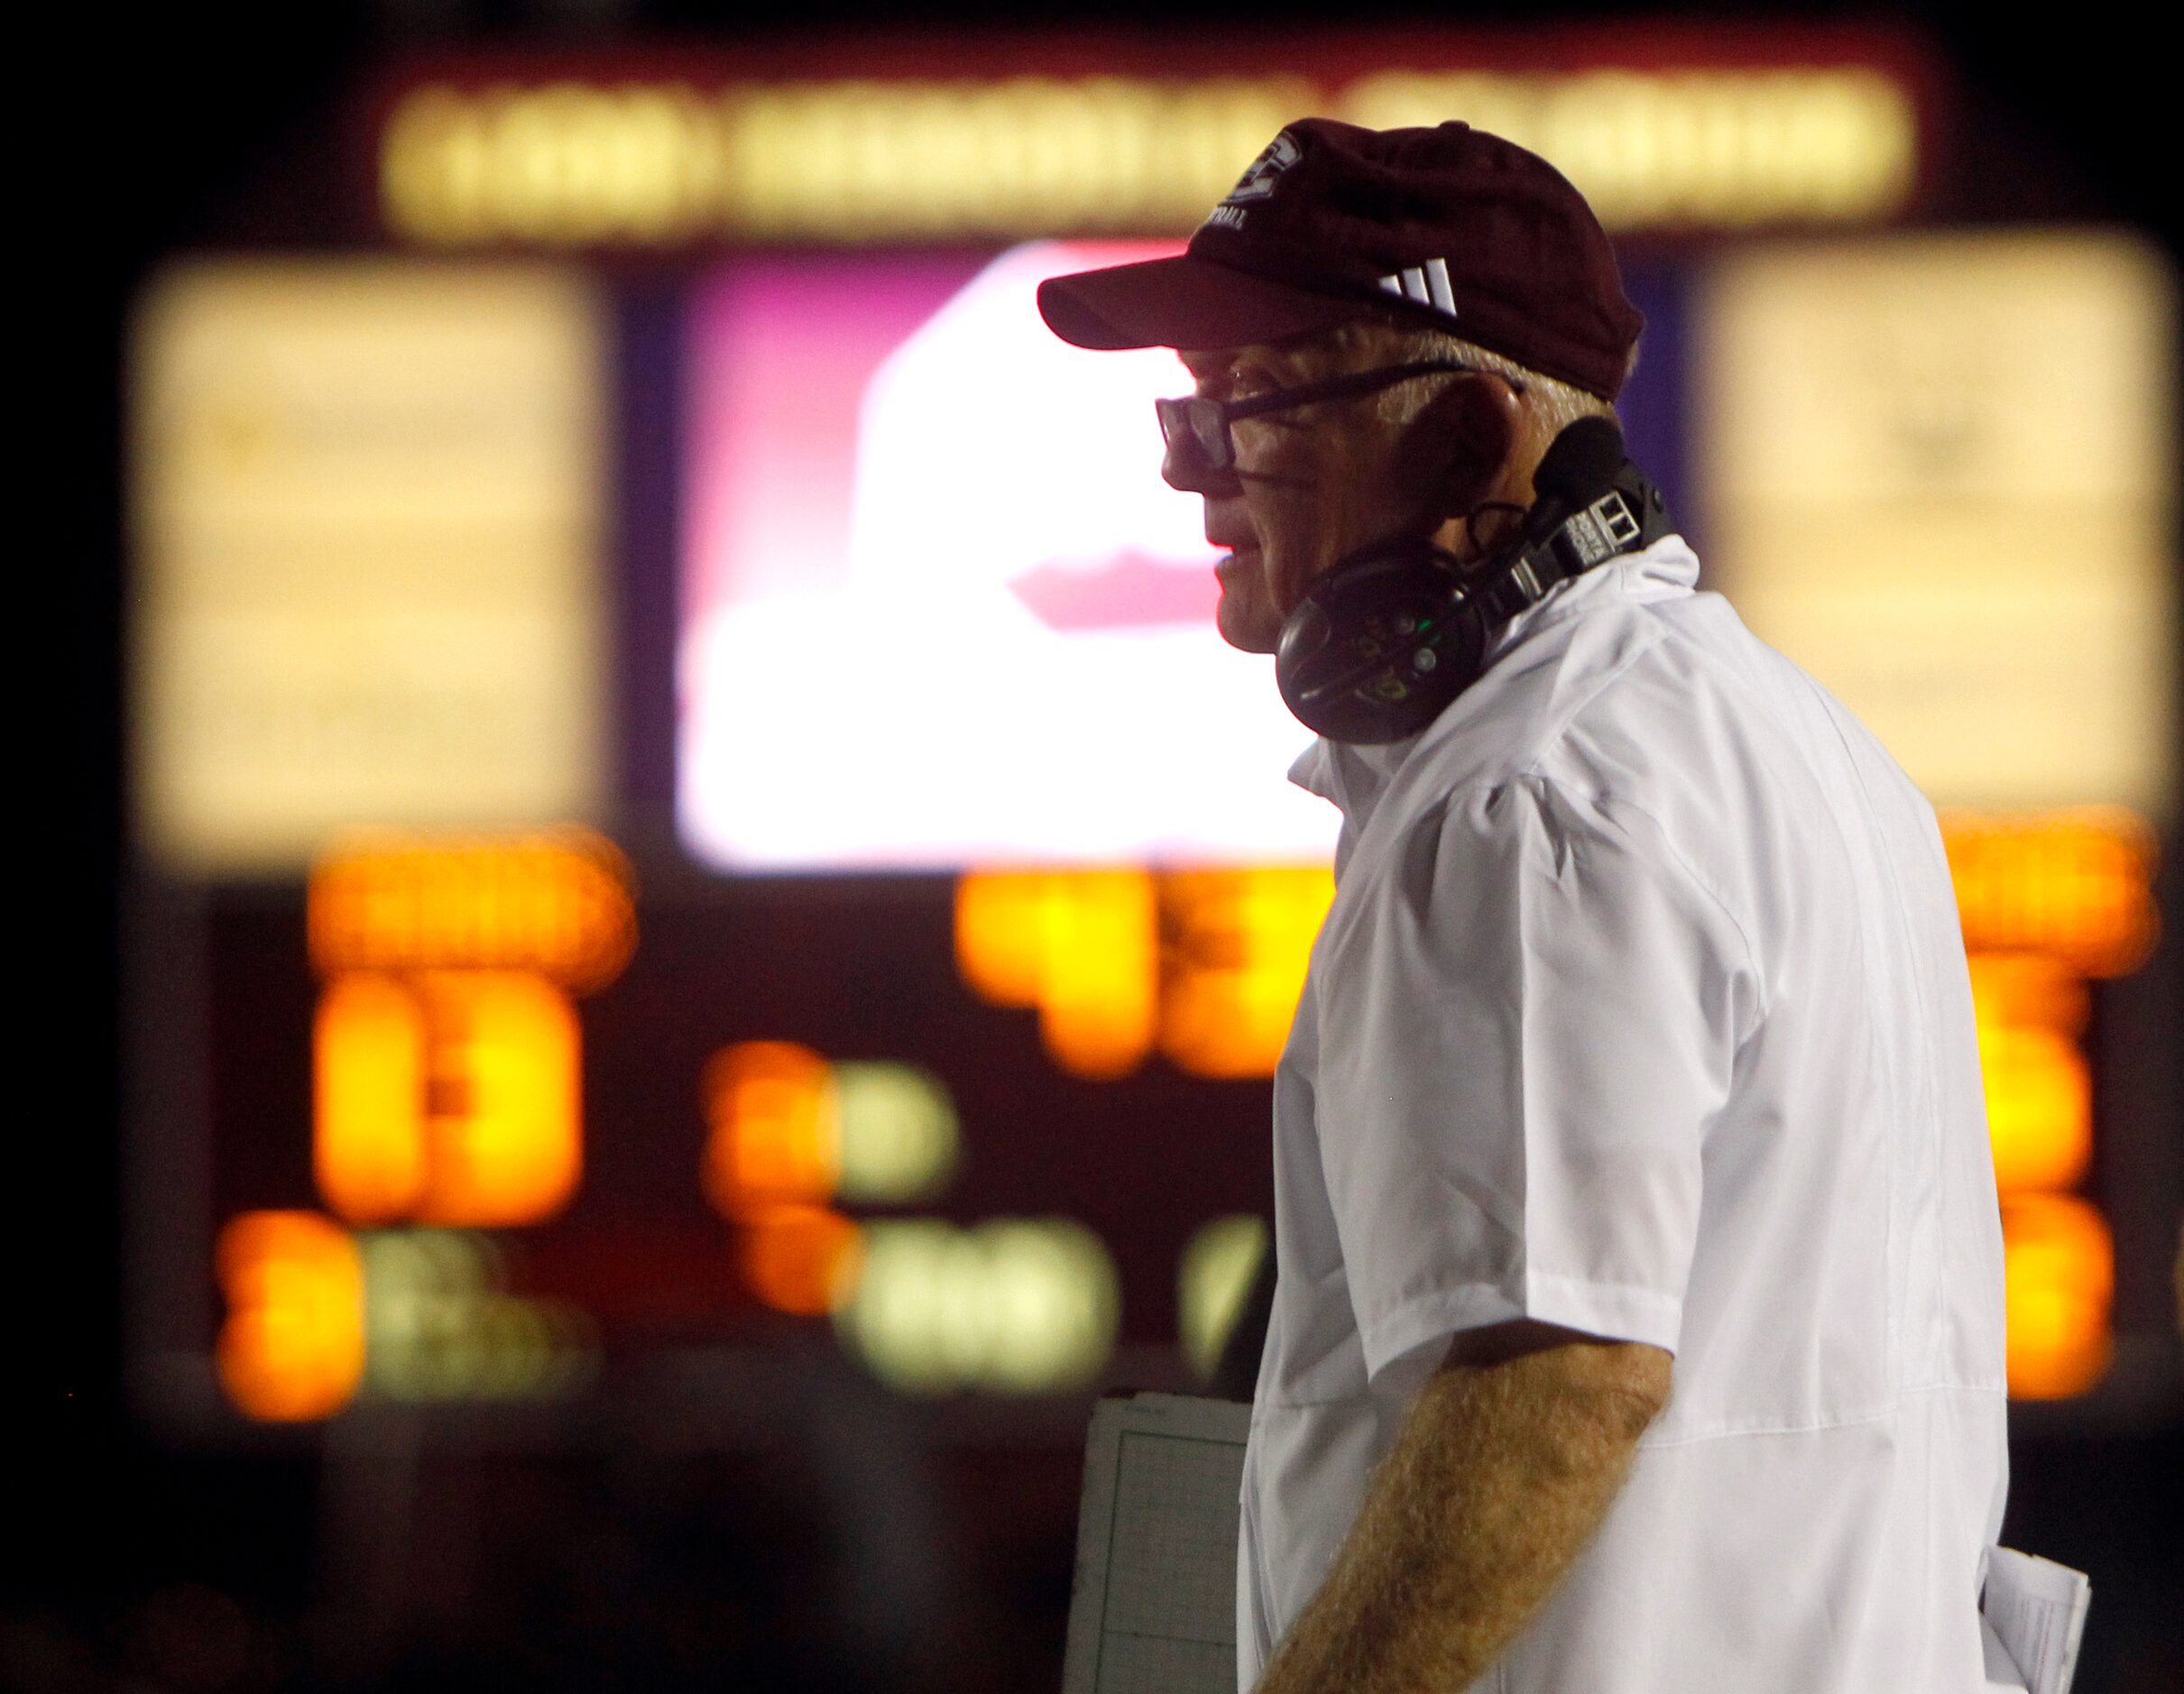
1442, 1321, 1673, 1428
1316, 774, 1754, 1381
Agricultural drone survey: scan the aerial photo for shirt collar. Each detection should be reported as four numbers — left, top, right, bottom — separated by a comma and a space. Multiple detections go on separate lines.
1286, 732, 1414, 820
1286, 535, 1700, 822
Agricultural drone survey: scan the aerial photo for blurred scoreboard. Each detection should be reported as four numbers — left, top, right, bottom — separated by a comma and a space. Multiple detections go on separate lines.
125, 29, 2180, 1442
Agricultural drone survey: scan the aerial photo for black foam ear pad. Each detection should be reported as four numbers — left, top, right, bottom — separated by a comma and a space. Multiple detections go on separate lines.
1274, 541, 1486, 744
1275, 437, 1675, 745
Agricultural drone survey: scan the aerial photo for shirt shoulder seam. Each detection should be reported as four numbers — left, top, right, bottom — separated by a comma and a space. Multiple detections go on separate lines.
1416, 769, 1772, 1037
1469, 613, 1771, 1029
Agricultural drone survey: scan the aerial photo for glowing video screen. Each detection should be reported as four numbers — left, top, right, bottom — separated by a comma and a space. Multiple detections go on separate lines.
677, 242, 1344, 871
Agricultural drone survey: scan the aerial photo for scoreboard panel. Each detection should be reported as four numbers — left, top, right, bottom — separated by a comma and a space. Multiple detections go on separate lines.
124, 32, 2180, 1450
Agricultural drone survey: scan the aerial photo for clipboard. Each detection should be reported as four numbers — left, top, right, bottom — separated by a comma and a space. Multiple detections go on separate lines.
1061, 1393, 1252, 1694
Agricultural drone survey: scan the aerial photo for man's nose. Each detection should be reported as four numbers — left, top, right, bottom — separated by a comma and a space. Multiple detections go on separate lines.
1162, 432, 1242, 497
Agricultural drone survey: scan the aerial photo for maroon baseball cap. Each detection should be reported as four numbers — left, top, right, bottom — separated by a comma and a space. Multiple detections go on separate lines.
1037, 117, 1643, 400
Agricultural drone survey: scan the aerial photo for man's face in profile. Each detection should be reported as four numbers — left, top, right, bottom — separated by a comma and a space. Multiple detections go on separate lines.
1166, 328, 1510, 656
1168, 337, 1384, 655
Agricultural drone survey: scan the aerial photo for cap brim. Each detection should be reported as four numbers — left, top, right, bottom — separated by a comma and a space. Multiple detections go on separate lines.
1037, 253, 1373, 351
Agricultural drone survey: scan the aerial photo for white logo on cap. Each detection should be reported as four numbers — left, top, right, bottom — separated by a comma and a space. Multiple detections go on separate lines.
1218, 132, 1302, 207
1378, 258, 1460, 317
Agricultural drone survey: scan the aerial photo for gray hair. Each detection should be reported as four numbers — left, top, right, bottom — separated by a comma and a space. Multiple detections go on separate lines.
1398, 327, 1619, 440
1307, 317, 1623, 443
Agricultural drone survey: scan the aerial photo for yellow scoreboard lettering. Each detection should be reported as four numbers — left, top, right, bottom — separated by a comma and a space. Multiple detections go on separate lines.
1943, 810, 2161, 977
1973, 1017, 2093, 1196
1999, 1195, 2115, 1402
1942, 811, 2157, 1399
955, 865, 1333, 1081
313, 976, 577, 1230
1159, 868, 1335, 1079
380, 64, 1917, 247
1344, 68, 1914, 228
700, 1043, 963, 1316
215, 1211, 366, 1422
309, 832, 633, 1231
954, 870, 1160, 1079
318, 969, 582, 1230
702, 1043, 960, 1216
309, 829, 638, 992
738, 1205, 865, 1318
314, 973, 433, 1222
702, 1040, 843, 1216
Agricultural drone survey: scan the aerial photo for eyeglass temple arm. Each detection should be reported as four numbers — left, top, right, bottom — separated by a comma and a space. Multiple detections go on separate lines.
1221, 358, 1517, 420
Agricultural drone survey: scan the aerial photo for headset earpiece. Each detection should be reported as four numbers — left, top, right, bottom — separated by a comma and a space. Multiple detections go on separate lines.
1274, 419, 1673, 744
1273, 542, 1484, 744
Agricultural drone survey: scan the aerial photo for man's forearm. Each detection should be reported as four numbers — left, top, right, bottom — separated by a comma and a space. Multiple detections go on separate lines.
1255, 1334, 1670, 1694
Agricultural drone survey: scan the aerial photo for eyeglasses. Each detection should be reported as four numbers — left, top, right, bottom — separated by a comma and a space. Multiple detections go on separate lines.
1155, 359, 1512, 474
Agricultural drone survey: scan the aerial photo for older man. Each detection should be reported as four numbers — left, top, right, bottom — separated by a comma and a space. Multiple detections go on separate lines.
1040, 120, 2016, 1691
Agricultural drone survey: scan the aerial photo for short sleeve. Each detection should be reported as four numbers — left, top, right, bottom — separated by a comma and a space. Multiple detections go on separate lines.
1313, 774, 1754, 1380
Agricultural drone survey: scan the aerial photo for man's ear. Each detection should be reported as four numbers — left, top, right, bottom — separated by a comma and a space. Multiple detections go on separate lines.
1405, 373, 1525, 520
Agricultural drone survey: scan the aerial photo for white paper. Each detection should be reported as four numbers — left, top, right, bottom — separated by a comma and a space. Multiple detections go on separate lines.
1063, 1393, 1252, 1694
1981, 1544, 2092, 1694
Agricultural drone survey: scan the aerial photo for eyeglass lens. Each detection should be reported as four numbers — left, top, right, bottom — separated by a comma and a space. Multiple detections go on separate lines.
1157, 398, 1232, 471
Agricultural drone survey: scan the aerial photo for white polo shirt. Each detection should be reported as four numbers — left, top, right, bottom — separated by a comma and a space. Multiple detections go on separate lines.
1238, 537, 2011, 1692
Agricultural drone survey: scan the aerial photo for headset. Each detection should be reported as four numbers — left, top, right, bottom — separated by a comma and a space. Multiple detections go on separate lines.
1273, 415, 1674, 744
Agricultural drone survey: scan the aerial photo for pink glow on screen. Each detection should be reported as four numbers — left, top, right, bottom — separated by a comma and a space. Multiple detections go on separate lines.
686, 262, 972, 616
677, 242, 1341, 871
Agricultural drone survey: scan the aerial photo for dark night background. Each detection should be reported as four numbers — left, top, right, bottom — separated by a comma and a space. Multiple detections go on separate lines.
32, 3, 2181, 1689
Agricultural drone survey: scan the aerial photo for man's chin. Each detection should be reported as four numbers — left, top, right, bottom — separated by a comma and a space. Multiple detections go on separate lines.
1214, 594, 1282, 655
1213, 557, 1283, 653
